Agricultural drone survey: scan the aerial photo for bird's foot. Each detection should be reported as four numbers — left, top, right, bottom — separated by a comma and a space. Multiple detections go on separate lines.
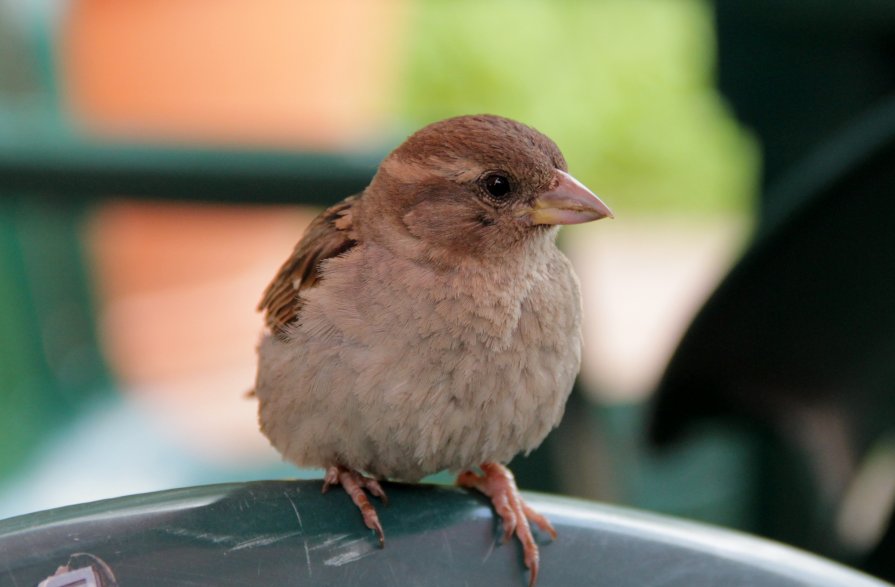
458, 462, 556, 587
322, 465, 388, 546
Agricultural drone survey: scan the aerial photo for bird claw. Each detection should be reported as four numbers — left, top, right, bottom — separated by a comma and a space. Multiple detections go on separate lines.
323, 466, 388, 547
458, 463, 556, 587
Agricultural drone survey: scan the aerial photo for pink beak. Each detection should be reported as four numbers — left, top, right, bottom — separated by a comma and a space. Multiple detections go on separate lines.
527, 169, 613, 225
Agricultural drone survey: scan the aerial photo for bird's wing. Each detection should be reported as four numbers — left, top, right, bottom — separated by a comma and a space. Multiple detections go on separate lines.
258, 195, 360, 336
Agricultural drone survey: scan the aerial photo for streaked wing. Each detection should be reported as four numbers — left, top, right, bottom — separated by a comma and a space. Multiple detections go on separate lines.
258, 195, 359, 336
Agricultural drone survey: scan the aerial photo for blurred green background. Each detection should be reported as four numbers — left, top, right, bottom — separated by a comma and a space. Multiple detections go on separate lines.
402, 0, 757, 216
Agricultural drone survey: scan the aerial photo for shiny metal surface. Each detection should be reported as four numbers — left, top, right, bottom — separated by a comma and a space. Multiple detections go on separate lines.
0, 480, 889, 586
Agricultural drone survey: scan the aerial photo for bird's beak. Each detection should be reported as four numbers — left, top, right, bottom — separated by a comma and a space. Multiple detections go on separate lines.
526, 170, 613, 225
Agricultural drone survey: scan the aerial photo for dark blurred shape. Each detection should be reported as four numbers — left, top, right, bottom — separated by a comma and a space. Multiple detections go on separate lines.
868, 509, 895, 581
0, 136, 381, 205
715, 1, 895, 211
2, 480, 890, 587
649, 0, 895, 580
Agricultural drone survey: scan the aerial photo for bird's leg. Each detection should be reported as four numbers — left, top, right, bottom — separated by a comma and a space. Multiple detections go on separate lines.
322, 465, 388, 546
457, 462, 557, 587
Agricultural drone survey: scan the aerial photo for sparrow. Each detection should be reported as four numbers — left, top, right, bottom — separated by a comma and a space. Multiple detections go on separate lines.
255, 114, 612, 586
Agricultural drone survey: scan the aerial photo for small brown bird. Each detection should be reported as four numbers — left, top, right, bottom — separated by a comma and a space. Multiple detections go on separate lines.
255, 114, 612, 586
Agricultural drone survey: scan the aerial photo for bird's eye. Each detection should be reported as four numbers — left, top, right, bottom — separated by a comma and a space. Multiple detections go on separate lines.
482, 173, 512, 199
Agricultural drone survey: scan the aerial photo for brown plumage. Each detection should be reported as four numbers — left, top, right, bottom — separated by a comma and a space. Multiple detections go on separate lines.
258, 196, 358, 335
254, 114, 612, 586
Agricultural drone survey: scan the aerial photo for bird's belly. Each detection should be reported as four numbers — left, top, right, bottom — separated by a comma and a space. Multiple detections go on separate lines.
256, 247, 582, 481
346, 333, 576, 481
257, 328, 577, 482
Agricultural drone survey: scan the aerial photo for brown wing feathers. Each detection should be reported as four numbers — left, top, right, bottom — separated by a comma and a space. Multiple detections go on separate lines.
258, 196, 359, 335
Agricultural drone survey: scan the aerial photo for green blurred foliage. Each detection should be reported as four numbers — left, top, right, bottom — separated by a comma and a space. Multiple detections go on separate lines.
398, 0, 759, 215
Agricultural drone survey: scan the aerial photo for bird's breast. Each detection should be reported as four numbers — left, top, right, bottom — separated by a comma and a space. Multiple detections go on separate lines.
264, 242, 582, 480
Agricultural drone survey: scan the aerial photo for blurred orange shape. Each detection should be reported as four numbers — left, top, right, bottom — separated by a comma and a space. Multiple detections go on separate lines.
60, 0, 409, 147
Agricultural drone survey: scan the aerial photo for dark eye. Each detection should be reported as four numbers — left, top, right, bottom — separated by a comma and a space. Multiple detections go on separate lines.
482, 173, 512, 199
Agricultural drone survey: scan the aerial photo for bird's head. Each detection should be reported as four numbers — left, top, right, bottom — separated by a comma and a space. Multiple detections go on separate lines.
363, 114, 612, 266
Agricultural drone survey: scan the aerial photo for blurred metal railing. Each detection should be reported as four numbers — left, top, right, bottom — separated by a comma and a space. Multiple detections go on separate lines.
0, 134, 380, 205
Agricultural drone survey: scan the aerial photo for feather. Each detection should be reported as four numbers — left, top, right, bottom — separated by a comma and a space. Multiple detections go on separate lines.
258, 195, 359, 335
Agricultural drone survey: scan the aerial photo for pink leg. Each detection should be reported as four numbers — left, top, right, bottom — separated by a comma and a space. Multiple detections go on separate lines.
322, 465, 388, 546
457, 462, 557, 587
